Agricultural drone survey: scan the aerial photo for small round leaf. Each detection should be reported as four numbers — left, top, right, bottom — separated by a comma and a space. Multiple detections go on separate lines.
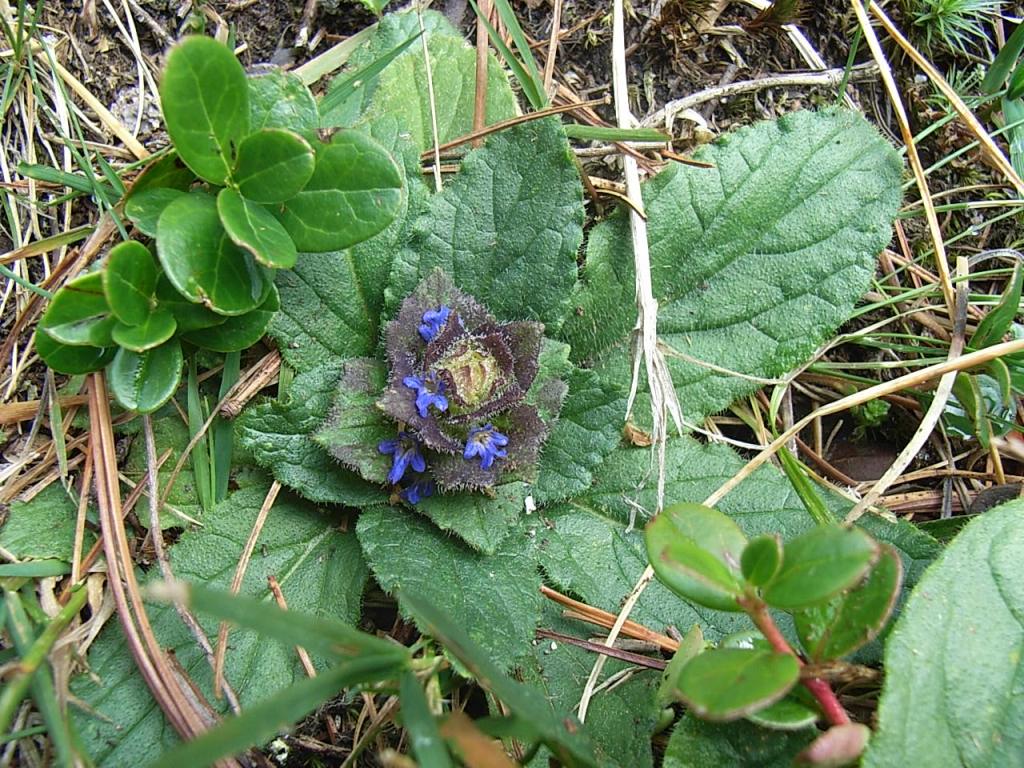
217, 188, 297, 268
794, 544, 903, 662
37, 271, 116, 349
746, 697, 821, 731
104, 241, 160, 325
36, 273, 116, 374
157, 192, 273, 316
160, 36, 249, 184
125, 188, 187, 238
274, 130, 402, 252
107, 340, 183, 413
182, 284, 279, 352
742, 534, 784, 587
763, 525, 878, 611
248, 71, 319, 133
676, 649, 800, 722
656, 624, 705, 707
233, 129, 315, 204
111, 309, 177, 352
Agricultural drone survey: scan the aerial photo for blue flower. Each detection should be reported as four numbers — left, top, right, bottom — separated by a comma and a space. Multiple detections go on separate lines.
418, 305, 451, 342
403, 373, 448, 418
378, 432, 426, 485
463, 424, 509, 470
400, 477, 435, 504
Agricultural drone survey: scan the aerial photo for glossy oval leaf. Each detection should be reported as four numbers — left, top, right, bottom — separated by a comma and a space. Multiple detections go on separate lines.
762, 525, 878, 611
794, 544, 903, 662
38, 272, 116, 348
36, 275, 117, 373
182, 284, 279, 353
676, 649, 800, 722
275, 130, 402, 252
217, 188, 297, 269
646, 522, 746, 612
157, 192, 273, 316
155, 276, 226, 333
742, 534, 784, 587
233, 129, 315, 204
864, 501, 1024, 768
107, 340, 184, 413
657, 624, 705, 707
746, 696, 820, 732
248, 71, 319, 134
111, 309, 177, 352
127, 152, 195, 195
125, 188, 186, 238
160, 36, 248, 184
103, 241, 160, 324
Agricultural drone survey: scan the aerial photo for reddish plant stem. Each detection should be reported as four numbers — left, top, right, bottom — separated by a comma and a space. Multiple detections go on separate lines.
742, 598, 851, 727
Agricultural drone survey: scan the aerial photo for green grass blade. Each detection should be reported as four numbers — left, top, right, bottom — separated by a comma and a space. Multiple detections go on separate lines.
399, 670, 454, 768
563, 125, 669, 141
3, 592, 79, 767
0, 560, 70, 577
187, 358, 213, 512
467, 0, 545, 109
212, 352, 240, 503
488, 0, 546, 104
971, 260, 1023, 349
982, 22, 1024, 93
319, 31, 422, 118
148, 656, 404, 768
776, 446, 832, 527
157, 582, 408, 661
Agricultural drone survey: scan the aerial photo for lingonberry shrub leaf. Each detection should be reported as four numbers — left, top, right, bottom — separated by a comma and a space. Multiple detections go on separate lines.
35, 272, 116, 374
232, 128, 315, 204
157, 192, 274, 315
675, 649, 801, 721
103, 241, 160, 325
111, 308, 177, 352
562, 109, 902, 424
247, 70, 320, 133
864, 500, 1024, 768
106, 339, 183, 413
762, 525, 879, 610
159, 36, 249, 185
181, 284, 280, 353
216, 188, 298, 269
741, 534, 784, 587
794, 543, 903, 662
274, 130, 403, 252
645, 503, 749, 612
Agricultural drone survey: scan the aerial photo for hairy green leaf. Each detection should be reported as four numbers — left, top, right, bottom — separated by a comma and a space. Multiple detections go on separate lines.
562, 109, 902, 422
0, 485, 94, 563
71, 483, 369, 766
388, 119, 584, 333
663, 715, 815, 767
864, 500, 1024, 768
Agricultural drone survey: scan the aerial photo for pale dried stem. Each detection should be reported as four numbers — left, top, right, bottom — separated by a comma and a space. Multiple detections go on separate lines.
267, 575, 317, 678
542, 0, 563, 95
213, 480, 281, 697
143, 415, 241, 713
473, 0, 490, 147
868, 1, 1024, 197
69, 448, 93, 585
418, 2, 443, 192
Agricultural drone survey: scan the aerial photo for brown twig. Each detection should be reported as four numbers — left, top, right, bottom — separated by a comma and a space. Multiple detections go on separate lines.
540, 585, 678, 652
536, 629, 667, 670
472, 0, 490, 148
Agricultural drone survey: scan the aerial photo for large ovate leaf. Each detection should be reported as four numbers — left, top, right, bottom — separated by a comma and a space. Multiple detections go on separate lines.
535, 436, 940, 651
414, 480, 527, 555
159, 36, 248, 184
864, 500, 1024, 768
71, 482, 369, 766
216, 188, 297, 269
0, 484, 95, 563
103, 241, 160, 325
387, 118, 584, 332
36, 272, 116, 374
232, 129, 315, 204
363, 31, 519, 151
106, 339, 183, 413
561, 109, 902, 422
270, 120, 428, 373
676, 649, 800, 721
357, 505, 541, 669
663, 715, 816, 767
157, 191, 273, 316
274, 130, 402, 252
237, 364, 383, 506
